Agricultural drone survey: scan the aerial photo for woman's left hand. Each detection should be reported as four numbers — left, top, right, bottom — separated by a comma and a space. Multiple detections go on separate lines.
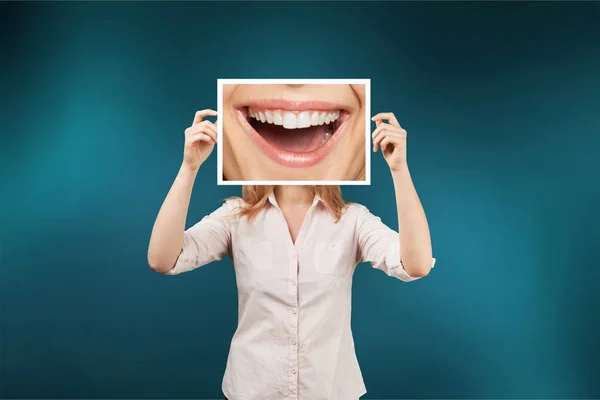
371, 112, 407, 172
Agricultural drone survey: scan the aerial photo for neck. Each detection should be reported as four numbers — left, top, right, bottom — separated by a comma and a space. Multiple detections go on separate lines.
273, 185, 314, 207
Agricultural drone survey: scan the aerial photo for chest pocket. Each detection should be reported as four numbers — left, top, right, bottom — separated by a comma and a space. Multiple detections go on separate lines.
234, 239, 274, 271
314, 240, 350, 276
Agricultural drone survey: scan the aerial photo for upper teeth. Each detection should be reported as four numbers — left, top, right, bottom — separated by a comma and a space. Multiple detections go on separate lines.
248, 109, 340, 129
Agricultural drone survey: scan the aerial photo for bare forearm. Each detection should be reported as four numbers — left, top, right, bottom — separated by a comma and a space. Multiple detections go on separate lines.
148, 164, 197, 273
391, 165, 433, 277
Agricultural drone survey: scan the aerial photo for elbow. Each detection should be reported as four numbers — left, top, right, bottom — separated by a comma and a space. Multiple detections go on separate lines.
400, 249, 434, 278
407, 266, 431, 278
147, 254, 174, 274
402, 259, 433, 278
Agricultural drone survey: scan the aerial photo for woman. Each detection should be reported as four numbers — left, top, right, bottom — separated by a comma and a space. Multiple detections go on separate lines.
148, 109, 435, 400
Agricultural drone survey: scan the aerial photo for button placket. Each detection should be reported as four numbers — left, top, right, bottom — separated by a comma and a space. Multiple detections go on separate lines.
288, 249, 300, 398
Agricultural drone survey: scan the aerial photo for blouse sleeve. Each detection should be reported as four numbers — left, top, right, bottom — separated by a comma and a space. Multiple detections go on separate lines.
356, 205, 435, 282
165, 200, 235, 275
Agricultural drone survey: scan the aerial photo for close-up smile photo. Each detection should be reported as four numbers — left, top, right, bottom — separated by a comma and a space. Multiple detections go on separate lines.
218, 79, 370, 184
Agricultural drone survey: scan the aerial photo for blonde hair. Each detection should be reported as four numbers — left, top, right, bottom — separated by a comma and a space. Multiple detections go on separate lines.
233, 185, 347, 223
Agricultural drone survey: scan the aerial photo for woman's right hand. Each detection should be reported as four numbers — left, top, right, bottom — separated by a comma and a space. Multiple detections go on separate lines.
183, 109, 219, 171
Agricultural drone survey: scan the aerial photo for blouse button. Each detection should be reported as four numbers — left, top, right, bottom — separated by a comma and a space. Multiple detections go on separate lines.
330, 243, 336, 248
291, 368, 297, 374
291, 308, 297, 315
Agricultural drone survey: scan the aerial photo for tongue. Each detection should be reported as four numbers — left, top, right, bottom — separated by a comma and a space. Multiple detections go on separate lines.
253, 122, 328, 152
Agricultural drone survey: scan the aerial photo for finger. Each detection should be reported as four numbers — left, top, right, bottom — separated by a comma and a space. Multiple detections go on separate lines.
372, 112, 399, 126
372, 124, 397, 151
375, 129, 406, 151
373, 124, 406, 145
185, 123, 217, 140
372, 128, 388, 152
185, 122, 217, 142
372, 127, 385, 152
372, 124, 384, 140
371, 112, 400, 128
189, 133, 215, 145
380, 137, 392, 152
192, 109, 218, 125
186, 128, 217, 145
204, 120, 218, 134
371, 123, 399, 140
211, 119, 220, 140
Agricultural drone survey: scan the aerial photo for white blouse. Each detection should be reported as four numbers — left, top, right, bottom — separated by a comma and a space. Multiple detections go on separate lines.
166, 192, 435, 400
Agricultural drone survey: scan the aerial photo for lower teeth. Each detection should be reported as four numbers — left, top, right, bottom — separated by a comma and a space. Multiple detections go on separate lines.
322, 132, 332, 144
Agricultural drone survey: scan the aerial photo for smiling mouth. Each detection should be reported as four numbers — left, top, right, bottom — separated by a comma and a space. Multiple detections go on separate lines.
236, 103, 351, 168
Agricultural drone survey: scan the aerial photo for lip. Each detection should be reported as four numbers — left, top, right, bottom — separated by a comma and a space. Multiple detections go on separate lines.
240, 99, 351, 113
235, 104, 351, 168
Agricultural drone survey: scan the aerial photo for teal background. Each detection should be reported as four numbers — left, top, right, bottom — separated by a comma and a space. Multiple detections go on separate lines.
1, 1, 600, 399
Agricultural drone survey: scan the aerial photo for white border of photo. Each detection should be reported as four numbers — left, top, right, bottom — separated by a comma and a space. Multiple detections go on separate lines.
217, 78, 371, 186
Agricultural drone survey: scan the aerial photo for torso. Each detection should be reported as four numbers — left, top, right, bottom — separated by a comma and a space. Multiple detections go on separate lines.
223, 198, 370, 399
